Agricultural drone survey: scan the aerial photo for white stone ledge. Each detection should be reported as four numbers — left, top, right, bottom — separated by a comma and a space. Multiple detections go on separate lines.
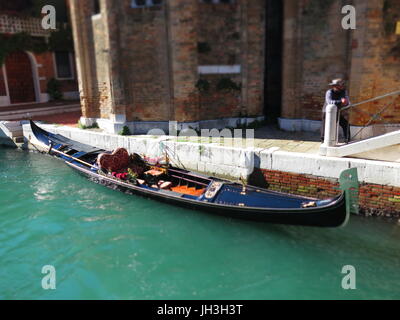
323, 130, 400, 158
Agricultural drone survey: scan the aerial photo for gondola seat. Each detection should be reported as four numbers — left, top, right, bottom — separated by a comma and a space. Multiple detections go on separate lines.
159, 181, 172, 190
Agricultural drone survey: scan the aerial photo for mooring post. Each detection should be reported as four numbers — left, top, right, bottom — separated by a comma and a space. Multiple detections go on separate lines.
319, 104, 338, 155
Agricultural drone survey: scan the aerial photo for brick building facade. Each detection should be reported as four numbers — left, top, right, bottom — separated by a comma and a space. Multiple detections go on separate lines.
280, 0, 400, 132
68, 0, 265, 133
0, 1, 79, 107
69, 0, 400, 134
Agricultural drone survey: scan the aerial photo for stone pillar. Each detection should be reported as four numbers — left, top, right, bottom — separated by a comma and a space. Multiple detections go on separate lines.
68, 0, 100, 123
319, 104, 338, 155
103, 0, 127, 124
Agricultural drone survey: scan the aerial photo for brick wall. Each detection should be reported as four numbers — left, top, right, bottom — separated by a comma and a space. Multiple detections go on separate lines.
196, 0, 265, 119
197, 1, 242, 119
92, 13, 112, 119
120, 2, 171, 122
197, 2, 241, 66
69, 0, 102, 119
69, 0, 266, 124
282, 0, 349, 121
282, 0, 400, 126
168, 0, 200, 122
259, 168, 400, 217
242, 0, 265, 117
198, 74, 242, 119
348, 0, 400, 126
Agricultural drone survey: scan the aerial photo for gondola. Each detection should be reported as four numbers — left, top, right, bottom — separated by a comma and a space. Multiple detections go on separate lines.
28, 120, 351, 228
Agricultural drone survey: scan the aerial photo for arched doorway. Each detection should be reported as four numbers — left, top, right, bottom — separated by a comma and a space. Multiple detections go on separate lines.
5, 51, 36, 104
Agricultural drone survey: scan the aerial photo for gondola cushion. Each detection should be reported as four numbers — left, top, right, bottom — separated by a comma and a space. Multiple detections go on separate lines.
97, 148, 130, 172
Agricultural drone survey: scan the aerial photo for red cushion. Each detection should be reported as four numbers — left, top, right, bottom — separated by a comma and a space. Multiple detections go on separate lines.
97, 148, 130, 172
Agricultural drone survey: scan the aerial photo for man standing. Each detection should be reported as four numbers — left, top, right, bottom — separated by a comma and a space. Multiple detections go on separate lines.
321, 79, 351, 144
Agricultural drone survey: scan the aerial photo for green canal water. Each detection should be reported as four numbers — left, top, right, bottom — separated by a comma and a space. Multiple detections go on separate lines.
1, 146, 400, 300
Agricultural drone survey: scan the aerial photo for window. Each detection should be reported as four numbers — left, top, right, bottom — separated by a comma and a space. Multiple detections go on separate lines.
93, 0, 100, 14
131, 0, 163, 8
54, 51, 73, 79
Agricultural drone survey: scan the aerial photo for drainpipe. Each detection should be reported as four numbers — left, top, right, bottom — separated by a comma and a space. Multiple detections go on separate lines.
319, 104, 338, 155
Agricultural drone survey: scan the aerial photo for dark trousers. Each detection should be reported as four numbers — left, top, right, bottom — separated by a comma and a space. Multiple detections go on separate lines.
321, 112, 350, 143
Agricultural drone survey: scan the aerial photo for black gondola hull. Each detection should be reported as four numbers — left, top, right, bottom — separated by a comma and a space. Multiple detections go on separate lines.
67, 161, 347, 228
29, 120, 349, 228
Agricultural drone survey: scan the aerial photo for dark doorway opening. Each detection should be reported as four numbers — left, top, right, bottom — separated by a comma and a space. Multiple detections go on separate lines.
264, 0, 283, 123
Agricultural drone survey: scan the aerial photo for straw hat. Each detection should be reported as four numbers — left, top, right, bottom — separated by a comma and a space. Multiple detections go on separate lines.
329, 78, 345, 86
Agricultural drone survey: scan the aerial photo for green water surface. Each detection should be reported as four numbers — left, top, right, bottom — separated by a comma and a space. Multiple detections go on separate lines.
0, 147, 399, 300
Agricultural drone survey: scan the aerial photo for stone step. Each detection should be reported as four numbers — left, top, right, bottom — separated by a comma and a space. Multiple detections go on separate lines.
13, 136, 24, 144
8, 130, 23, 138
0, 104, 80, 116
0, 105, 80, 120
1, 121, 21, 129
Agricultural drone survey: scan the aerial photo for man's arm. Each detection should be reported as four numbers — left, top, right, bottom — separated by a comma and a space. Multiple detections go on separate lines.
325, 90, 342, 106
339, 91, 351, 109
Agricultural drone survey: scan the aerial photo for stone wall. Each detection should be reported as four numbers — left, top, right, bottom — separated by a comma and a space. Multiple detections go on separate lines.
168, 0, 200, 122
242, 0, 265, 117
282, 0, 400, 127
91, 11, 112, 119
68, 0, 266, 131
348, 0, 400, 126
196, 0, 265, 119
197, 1, 242, 119
69, 0, 102, 119
282, 0, 351, 121
120, 2, 171, 122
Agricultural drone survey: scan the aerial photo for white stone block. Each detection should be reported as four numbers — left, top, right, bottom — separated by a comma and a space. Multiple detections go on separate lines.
258, 149, 273, 170
197, 162, 206, 173
312, 156, 350, 177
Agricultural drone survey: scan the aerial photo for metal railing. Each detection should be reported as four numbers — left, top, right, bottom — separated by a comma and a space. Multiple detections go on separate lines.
338, 89, 400, 143
341, 90, 400, 112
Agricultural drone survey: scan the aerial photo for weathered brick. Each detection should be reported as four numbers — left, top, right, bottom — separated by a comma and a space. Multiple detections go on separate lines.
68, 0, 265, 124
